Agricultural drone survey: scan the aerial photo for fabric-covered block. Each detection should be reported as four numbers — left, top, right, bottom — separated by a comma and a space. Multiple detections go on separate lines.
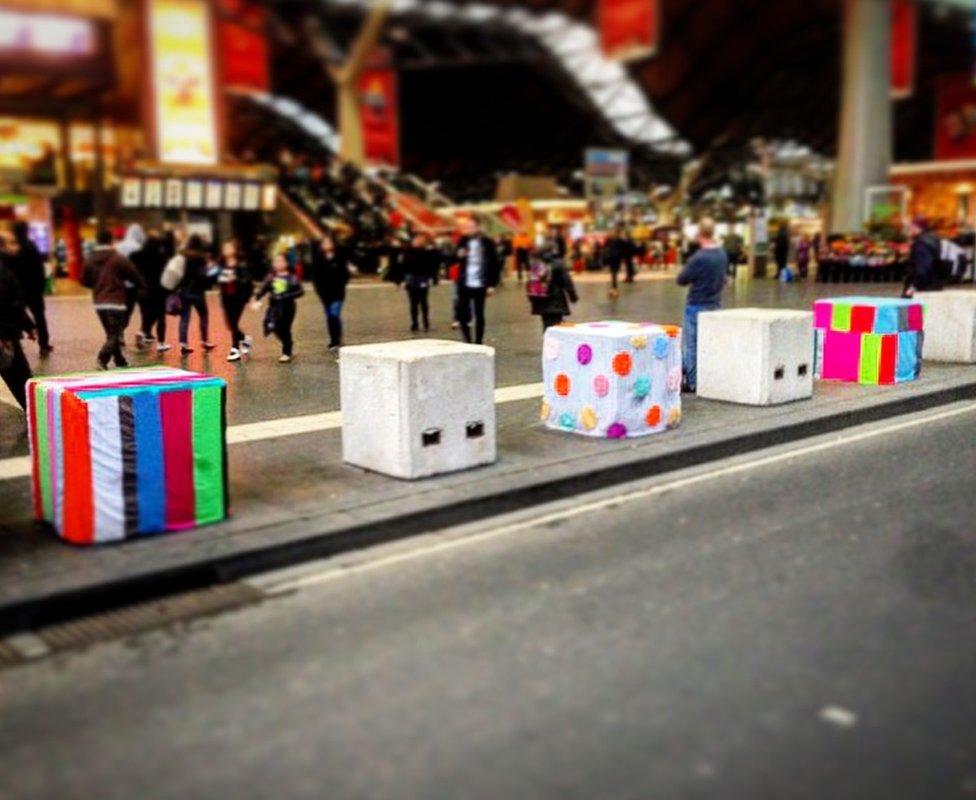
26, 367, 228, 545
814, 296, 924, 384
340, 339, 496, 479
541, 321, 682, 438
920, 290, 976, 362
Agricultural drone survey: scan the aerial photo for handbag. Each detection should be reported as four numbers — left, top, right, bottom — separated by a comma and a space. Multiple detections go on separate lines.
165, 293, 183, 316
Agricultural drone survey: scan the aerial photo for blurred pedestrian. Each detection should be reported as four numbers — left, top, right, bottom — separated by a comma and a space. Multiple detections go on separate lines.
253, 253, 304, 363
83, 230, 146, 370
454, 218, 500, 345
397, 232, 439, 332
176, 235, 218, 355
796, 234, 812, 280
311, 234, 350, 351
10, 221, 52, 357
774, 223, 790, 279
129, 227, 170, 353
903, 217, 942, 297
527, 242, 578, 331
677, 217, 728, 393
217, 239, 254, 362
0, 246, 35, 409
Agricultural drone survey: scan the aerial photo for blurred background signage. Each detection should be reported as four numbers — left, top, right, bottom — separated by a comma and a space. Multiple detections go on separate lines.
598, 0, 660, 62
147, 0, 220, 165
891, 0, 916, 100
0, 9, 95, 57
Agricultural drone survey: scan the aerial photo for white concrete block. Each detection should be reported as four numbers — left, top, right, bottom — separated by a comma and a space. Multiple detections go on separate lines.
340, 339, 496, 479
921, 290, 976, 363
697, 308, 814, 406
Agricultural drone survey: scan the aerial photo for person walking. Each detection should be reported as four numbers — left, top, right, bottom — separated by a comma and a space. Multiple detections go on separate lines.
454, 218, 500, 345
527, 243, 578, 331
217, 239, 254, 362
117, 224, 146, 332
311, 234, 350, 352
397, 232, 439, 332
10, 221, 52, 357
0, 247, 36, 409
774, 223, 791, 279
603, 228, 629, 297
176, 235, 218, 355
124, 225, 170, 352
676, 217, 728, 393
796, 234, 812, 280
83, 230, 146, 370
253, 254, 304, 363
903, 218, 942, 297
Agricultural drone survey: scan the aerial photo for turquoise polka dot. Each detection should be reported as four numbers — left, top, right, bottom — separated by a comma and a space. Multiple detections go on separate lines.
634, 377, 651, 399
558, 412, 576, 430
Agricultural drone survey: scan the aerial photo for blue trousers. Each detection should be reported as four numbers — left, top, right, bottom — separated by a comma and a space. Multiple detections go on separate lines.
682, 303, 719, 391
324, 300, 343, 347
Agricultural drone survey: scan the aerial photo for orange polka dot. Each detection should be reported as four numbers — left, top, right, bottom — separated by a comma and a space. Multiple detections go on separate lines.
612, 352, 633, 377
645, 405, 662, 427
661, 325, 681, 339
554, 373, 571, 397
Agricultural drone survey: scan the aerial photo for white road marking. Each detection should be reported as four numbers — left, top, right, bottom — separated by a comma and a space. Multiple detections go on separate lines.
819, 706, 858, 728
0, 382, 546, 481
256, 401, 976, 595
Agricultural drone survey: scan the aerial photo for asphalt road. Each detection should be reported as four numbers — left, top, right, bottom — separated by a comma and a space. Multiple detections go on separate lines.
2, 403, 975, 800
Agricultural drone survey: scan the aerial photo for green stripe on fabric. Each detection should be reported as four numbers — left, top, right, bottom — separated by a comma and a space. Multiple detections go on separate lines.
859, 333, 881, 384
192, 385, 225, 525
34, 384, 52, 522
831, 303, 852, 332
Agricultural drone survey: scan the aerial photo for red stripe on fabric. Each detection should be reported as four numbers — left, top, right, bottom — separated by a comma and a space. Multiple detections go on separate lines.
60, 392, 94, 545
161, 390, 196, 529
850, 305, 876, 333
907, 304, 923, 331
879, 334, 898, 385
26, 382, 43, 520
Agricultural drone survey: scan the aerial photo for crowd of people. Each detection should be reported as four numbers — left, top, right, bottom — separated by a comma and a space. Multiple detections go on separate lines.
0, 210, 957, 416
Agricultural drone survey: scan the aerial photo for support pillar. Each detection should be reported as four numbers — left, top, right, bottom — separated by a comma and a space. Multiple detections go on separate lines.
93, 113, 106, 231
830, 0, 892, 233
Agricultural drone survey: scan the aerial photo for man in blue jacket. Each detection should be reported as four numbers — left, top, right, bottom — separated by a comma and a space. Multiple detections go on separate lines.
677, 217, 728, 393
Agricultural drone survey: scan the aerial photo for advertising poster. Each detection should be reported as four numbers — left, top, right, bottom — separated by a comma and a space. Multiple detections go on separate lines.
205, 181, 224, 209
121, 178, 142, 208
164, 178, 184, 207
185, 180, 204, 208
224, 182, 242, 210
148, 0, 220, 165
143, 178, 164, 207
243, 183, 261, 211
357, 53, 400, 166
935, 73, 976, 160
891, 0, 916, 100
598, 0, 660, 62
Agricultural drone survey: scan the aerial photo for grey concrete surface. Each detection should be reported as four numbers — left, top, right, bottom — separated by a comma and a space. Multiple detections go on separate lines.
1, 405, 974, 800
0, 276, 973, 615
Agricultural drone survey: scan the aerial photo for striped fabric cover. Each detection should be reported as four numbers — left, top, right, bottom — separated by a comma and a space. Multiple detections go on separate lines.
26, 367, 228, 546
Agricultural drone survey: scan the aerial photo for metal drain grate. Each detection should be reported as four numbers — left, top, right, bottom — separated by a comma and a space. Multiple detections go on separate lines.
35, 583, 264, 653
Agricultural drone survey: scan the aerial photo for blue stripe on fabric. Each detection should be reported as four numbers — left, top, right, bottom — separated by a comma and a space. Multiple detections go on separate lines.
896, 331, 920, 382
133, 390, 166, 534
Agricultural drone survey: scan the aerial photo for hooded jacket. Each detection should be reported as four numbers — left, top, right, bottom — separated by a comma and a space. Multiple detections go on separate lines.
84, 246, 146, 310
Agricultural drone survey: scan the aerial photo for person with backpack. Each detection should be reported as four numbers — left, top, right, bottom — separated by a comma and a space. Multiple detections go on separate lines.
527, 242, 578, 331
903, 218, 943, 297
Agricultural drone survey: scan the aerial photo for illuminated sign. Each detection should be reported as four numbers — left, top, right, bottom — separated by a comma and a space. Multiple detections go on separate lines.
0, 10, 95, 57
148, 0, 220, 165
118, 176, 276, 212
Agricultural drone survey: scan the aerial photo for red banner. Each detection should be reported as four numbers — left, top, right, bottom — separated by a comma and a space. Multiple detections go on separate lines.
934, 74, 976, 160
217, 0, 269, 91
891, 0, 916, 100
357, 61, 399, 166
598, 0, 660, 62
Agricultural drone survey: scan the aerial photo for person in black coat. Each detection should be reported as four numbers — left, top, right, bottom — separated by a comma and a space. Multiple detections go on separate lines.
311, 234, 351, 351
129, 227, 170, 351
10, 221, 51, 356
396, 232, 440, 332
0, 247, 36, 410
177, 235, 218, 355
903, 219, 942, 297
603, 228, 630, 295
454, 218, 500, 345
529, 245, 578, 331
774, 223, 791, 279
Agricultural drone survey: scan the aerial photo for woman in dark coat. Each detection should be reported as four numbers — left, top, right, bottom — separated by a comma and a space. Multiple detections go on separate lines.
0, 249, 36, 409
311, 234, 351, 351
396, 232, 440, 332
529, 246, 579, 331
177, 235, 218, 355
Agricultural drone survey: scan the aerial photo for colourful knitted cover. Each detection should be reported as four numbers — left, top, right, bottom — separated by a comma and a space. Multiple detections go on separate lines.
541, 321, 682, 439
26, 367, 228, 545
813, 296, 924, 384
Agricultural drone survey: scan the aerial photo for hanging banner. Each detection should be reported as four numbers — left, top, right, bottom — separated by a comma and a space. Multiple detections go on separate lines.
218, 0, 269, 91
357, 53, 400, 166
935, 74, 976, 160
147, 0, 220, 165
891, 0, 916, 100
598, 0, 660, 62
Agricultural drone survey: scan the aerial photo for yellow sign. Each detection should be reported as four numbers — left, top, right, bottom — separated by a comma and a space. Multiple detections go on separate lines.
148, 0, 219, 165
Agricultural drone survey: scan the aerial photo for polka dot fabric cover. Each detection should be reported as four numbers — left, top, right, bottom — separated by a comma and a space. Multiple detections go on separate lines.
541, 321, 682, 439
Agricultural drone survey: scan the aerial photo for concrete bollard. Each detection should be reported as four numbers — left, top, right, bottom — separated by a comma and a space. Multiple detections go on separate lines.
920, 290, 976, 363
697, 309, 814, 406
340, 339, 496, 480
